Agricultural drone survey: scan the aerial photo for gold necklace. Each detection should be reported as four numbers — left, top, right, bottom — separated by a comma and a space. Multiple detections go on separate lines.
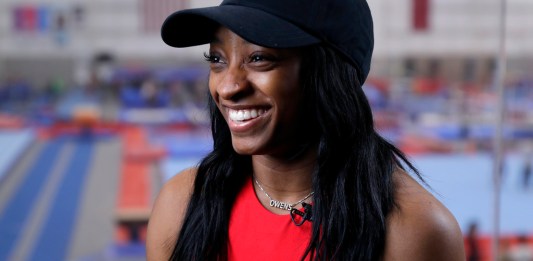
254, 178, 314, 211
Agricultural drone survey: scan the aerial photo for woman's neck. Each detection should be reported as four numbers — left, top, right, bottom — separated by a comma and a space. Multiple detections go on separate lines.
251, 146, 316, 208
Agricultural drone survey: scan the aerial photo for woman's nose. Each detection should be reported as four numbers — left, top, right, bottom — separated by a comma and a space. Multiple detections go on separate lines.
216, 65, 250, 100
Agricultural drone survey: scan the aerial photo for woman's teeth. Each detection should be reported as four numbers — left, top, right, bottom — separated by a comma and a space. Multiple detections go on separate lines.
229, 109, 265, 122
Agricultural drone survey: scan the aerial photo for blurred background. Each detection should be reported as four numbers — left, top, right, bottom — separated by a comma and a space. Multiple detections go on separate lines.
0, 0, 532, 260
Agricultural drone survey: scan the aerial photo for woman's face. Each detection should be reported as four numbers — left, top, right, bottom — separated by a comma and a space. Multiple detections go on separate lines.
208, 27, 305, 156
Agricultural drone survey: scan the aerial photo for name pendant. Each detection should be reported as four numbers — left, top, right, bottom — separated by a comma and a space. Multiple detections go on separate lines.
270, 199, 292, 211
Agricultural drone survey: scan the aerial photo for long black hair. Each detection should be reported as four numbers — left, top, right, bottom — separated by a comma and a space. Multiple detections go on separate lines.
170, 44, 420, 261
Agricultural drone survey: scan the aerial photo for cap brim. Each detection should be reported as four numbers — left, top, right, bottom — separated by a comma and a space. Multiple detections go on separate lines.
161, 5, 320, 49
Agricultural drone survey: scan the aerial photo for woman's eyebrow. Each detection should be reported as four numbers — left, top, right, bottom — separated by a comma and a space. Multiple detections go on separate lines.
210, 35, 222, 45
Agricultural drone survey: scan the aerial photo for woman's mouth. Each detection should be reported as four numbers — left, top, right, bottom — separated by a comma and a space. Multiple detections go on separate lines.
228, 108, 267, 122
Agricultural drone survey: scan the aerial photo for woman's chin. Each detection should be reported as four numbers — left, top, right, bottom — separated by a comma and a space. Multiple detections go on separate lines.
231, 142, 258, 155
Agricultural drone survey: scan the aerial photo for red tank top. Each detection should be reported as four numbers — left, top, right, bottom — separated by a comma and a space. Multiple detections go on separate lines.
228, 176, 312, 261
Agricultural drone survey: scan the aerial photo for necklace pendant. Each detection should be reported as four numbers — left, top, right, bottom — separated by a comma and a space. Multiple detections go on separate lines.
269, 199, 292, 211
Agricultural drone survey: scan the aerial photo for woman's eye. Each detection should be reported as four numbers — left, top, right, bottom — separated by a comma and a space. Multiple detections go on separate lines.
249, 55, 265, 63
204, 52, 222, 63
248, 54, 272, 63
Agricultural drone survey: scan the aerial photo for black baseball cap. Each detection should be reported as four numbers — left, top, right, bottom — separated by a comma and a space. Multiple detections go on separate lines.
161, 0, 374, 84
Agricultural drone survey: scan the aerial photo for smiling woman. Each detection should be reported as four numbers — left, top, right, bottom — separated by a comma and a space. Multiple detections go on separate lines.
146, 0, 466, 261
206, 29, 305, 156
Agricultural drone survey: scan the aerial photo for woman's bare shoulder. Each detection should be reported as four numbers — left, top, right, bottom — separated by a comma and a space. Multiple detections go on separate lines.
146, 167, 197, 261
383, 169, 466, 261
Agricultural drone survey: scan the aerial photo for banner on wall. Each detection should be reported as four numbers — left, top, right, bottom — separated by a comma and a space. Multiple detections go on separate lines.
13, 6, 37, 31
413, 0, 430, 31
11, 4, 84, 46
13, 5, 53, 32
